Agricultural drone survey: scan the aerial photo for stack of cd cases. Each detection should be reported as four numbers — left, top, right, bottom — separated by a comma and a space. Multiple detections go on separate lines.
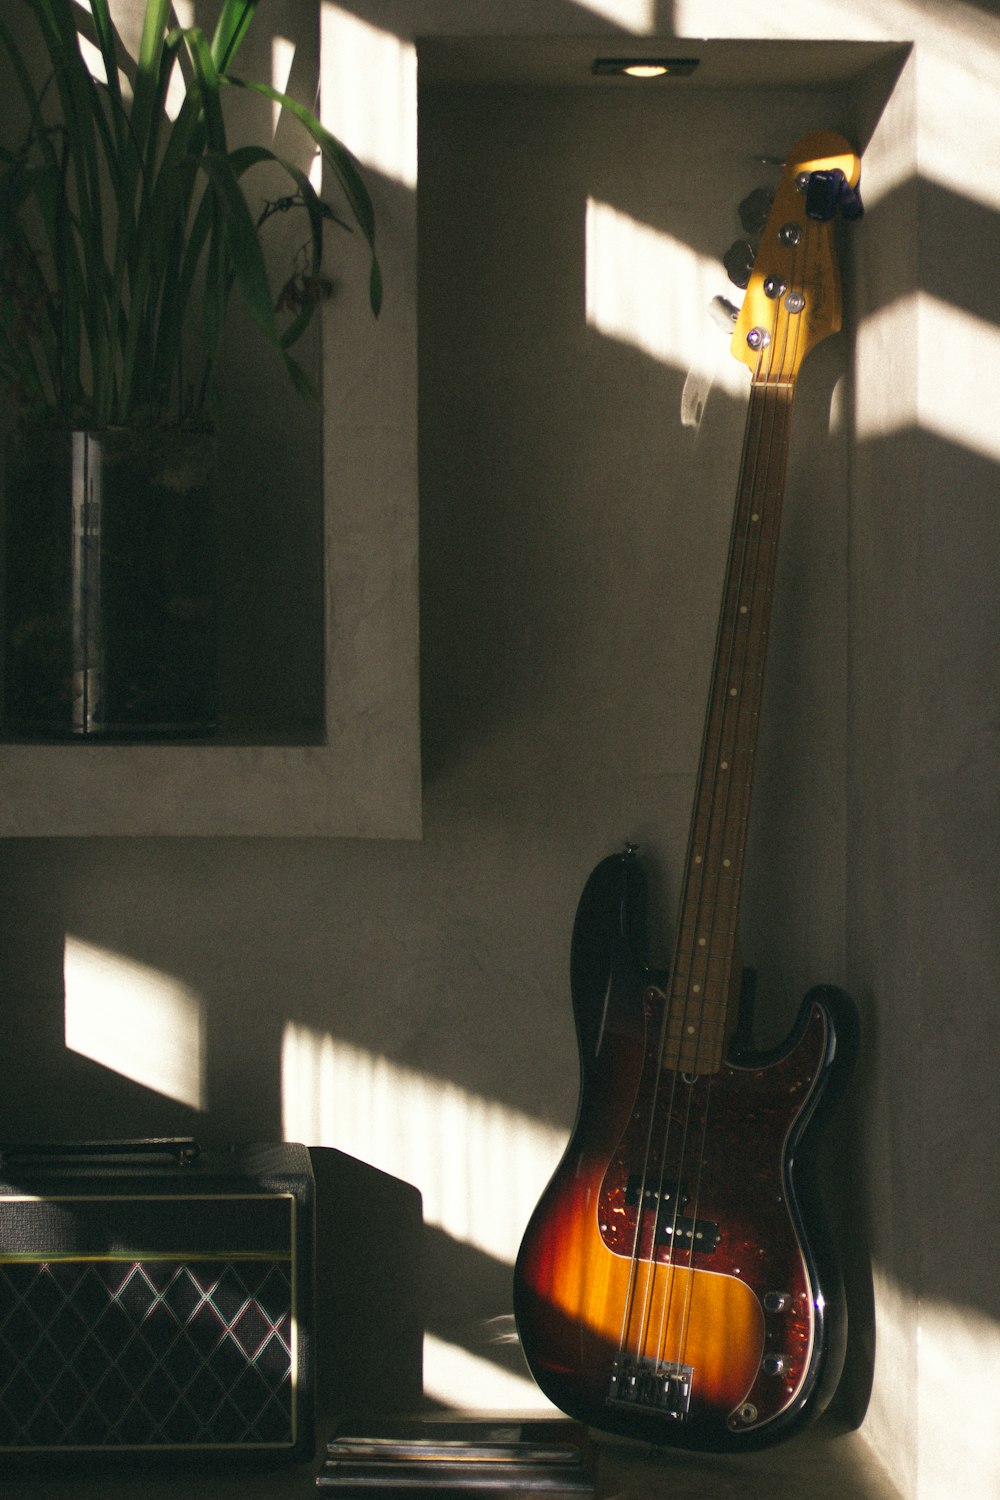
317, 1417, 595, 1496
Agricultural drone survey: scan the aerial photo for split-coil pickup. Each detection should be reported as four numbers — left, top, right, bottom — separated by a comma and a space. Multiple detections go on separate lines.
625, 1173, 687, 1210
625, 1174, 719, 1254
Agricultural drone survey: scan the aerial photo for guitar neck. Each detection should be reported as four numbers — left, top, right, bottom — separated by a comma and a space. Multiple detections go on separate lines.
665, 380, 795, 1074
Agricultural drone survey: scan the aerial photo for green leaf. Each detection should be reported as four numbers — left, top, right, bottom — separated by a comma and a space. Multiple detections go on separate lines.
0, 0, 380, 424
181, 25, 227, 153
211, 0, 258, 73
198, 150, 281, 346
225, 75, 381, 314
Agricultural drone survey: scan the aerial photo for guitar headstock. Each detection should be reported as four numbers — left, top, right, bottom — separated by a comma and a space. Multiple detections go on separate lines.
731, 131, 861, 383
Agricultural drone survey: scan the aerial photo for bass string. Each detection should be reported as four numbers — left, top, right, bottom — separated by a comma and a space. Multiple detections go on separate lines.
612, 365, 776, 1373
613, 988, 683, 1360
662, 246, 807, 1378
631, 244, 808, 1381
613, 374, 780, 1375
652, 381, 780, 1375
670, 334, 802, 1379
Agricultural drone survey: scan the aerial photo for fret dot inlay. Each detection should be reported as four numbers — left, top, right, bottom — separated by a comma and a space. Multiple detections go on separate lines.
668, 379, 794, 1079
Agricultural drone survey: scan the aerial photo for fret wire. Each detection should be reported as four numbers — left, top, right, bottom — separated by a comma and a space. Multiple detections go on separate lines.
666, 383, 794, 1071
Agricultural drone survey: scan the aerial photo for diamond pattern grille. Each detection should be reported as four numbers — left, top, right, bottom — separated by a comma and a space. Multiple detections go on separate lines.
0, 1259, 295, 1449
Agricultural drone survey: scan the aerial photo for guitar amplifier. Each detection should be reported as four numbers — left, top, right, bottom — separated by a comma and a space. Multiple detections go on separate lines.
0, 1139, 314, 1460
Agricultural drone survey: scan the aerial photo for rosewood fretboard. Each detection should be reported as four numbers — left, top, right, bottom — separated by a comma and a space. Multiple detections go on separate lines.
661, 381, 795, 1074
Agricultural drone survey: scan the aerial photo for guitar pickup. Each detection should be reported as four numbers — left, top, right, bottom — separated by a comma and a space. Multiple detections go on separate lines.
656, 1215, 720, 1253
624, 1176, 718, 1254
625, 1173, 687, 1209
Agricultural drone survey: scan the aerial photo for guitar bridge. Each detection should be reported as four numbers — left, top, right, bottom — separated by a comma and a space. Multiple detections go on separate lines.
608, 1353, 694, 1419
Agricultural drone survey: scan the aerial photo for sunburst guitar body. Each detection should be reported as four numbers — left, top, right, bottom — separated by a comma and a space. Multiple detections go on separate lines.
514, 133, 863, 1452
514, 851, 857, 1451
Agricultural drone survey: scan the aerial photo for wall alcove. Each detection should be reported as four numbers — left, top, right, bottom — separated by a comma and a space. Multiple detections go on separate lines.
414, 30, 912, 1496
418, 34, 907, 1021
0, 0, 420, 838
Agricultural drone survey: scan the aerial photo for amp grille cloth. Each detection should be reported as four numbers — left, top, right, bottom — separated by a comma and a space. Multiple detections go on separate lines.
0, 1258, 294, 1448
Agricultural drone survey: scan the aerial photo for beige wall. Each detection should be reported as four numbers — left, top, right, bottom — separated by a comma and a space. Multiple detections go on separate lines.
2, 5, 999, 1499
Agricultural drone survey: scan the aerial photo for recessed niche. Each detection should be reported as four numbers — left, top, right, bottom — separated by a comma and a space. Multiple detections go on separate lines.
416, 36, 909, 985
0, 2, 421, 836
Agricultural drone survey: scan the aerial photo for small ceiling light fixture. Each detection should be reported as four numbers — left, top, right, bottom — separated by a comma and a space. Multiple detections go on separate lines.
592, 57, 700, 79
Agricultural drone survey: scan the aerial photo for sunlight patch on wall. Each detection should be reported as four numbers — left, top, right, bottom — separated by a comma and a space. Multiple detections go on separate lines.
857, 292, 1000, 464
668, 0, 1000, 215
281, 1023, 567, 1265
75, 20, 135, 105
163, 6, 193, 120
917, 1299, 1000, 1499
670, 0, 883, 40
76, 32, 108, 86
64, 937, 206, 1110
569, 0, 655, 28
866, 1262, 1000, 1499
271, 35, 296, 137
862, 1263, 918, 1498
915, 48, 1000, 213
854, 293, 918, 446
917, 296, 1000, 462
586, 198, 748, 402
320, 5, 416, 189
423, 1334, 555, 1413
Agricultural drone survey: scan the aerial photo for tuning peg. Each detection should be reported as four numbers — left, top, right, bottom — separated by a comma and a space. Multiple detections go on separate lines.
804, 168, 864, 222
709, 296, 740, 332
723, 239, 755, 289
738, 187, 773, 236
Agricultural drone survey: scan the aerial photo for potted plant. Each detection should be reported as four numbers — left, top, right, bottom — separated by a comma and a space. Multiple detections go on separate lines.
0, 0, 380, 737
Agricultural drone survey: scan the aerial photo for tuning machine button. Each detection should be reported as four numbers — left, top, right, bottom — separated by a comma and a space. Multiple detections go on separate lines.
738, 186, 773, 236
806, 168, 865, 222
723, 239, 755, 289
709, 296, 740, 331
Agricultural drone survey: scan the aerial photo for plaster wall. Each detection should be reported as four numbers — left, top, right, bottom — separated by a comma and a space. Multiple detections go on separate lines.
1, 5, 999, 1500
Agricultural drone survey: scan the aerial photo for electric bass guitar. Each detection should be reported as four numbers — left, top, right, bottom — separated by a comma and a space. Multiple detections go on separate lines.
514, 132, 862, 1453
